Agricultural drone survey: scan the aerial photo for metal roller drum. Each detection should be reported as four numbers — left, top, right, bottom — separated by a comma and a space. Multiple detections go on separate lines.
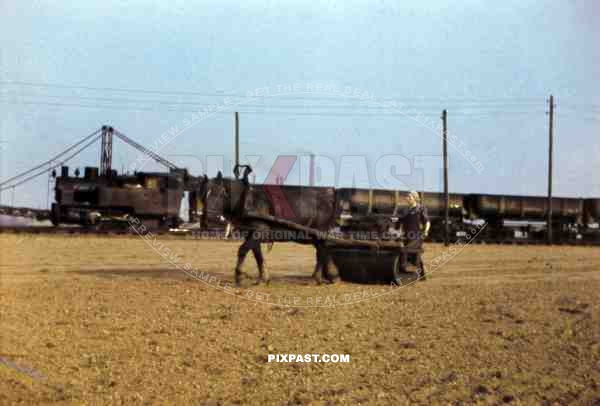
328, 247, 419, 284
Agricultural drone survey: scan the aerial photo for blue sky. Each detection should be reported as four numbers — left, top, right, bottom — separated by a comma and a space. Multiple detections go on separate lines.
1, 0, 599, 208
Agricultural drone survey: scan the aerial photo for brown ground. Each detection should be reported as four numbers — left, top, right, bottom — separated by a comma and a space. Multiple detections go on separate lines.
1, 233, 599, 405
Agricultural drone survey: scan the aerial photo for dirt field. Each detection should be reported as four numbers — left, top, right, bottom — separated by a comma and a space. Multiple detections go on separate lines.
1, 233, 599, 405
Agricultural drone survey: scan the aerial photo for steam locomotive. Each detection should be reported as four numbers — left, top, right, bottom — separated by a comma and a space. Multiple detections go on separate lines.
51, 166, 185, 229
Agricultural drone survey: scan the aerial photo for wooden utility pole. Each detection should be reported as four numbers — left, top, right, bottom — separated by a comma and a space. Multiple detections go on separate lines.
234, 112, 240, 178
442, 109, 449, 246
547, 95, 554, 245
47, 161, 52, 209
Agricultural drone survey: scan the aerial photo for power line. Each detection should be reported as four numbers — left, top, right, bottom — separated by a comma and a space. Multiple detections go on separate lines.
0, 91, 561, 110
0, 129, 101, 187
2, 80, 578, 105
1, 97, 597, 125
0, 135, 99, 192
0, 98, 563, 118
0, 91, 556, 108
0, 80, 236, 98
0, 93, 234, 107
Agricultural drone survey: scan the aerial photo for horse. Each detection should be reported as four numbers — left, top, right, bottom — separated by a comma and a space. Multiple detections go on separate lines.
200, 167, 338, 286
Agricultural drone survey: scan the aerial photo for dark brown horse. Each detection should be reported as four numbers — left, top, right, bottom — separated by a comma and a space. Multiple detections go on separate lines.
201, 167, 339, 286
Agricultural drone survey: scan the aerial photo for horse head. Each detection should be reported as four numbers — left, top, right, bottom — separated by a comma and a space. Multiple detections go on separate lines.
200, 166, 253, 223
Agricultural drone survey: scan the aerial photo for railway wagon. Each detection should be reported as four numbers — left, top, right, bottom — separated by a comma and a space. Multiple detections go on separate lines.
582, 198, 600, 242
334, 188, 464, 216
463, 194, 584, 221
334, 188, 409, 216
419, 192, 467, 241
463, 194, 588, 242
51, 166, 184, 229
333, 188, 468, 241
584, 199, 600, 223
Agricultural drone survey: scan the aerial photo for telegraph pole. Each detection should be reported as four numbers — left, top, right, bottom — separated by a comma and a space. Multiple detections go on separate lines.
547, 95, 555, 245
47, 161, 52, 209
442, 109, 449, 246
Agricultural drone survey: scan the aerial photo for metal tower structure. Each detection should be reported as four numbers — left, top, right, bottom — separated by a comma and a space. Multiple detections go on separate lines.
100, 125, 113, 177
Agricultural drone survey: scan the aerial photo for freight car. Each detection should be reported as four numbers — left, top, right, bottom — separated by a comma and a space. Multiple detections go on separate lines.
324, 187, 600, 244
584, 198, 600, 224
462, 194, 600, 243
582, 198, 600, 242
51, 166, 184, 229
333, 188, 468, 241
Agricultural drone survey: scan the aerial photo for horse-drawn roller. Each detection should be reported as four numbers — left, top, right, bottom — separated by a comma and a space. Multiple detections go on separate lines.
201, 165, 426, 285
242, 213, 424, 284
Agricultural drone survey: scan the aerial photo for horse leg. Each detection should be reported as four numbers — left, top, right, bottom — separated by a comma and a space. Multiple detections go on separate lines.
312, 243, 335, 284
252, 239, 269, 285
311, 243, 323, 284
235, 238, 252, 286
319, 246, 336, 284
312, 258, 323, 285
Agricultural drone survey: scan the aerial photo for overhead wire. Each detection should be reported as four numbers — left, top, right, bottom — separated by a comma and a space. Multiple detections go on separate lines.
0, 98, 564, 118
0, 134, 100, 192
0, 129, 101, 187
3, 81, 595, 119
0, 91, 556, 108
0, 80, 553, 102
2, 80, 598, 111
0, 80, 236, 98
0, 82, 597, 189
